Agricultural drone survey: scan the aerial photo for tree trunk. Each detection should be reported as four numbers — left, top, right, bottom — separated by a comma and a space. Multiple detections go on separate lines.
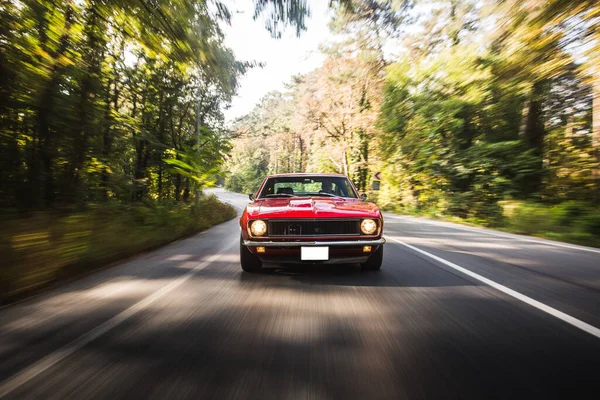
73, 6, 104, 206
35, 2, 75, 208
157, 162, 163, 200
101, 69, 120, 200
342, 149, 349, 177
298, 135, 305, 172
175, 174, 181, 201
360, 135, 369, 192
38, 85, 55, 208
183, 178, 190, 202
157, 90, 166, 200
133, 143, 143, 200
518, 100, 529, 138
521, 80, 547, 195
592, 78, 600, 199
132, 68, 149, 201
26, 122, 40, 209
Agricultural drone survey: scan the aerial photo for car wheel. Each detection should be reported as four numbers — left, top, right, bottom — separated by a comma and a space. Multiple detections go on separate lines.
240, 237, 263, 272
361, 245, 383, 271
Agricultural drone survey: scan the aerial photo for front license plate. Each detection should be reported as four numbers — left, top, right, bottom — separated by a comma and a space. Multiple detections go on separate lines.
301, 246, 329, 261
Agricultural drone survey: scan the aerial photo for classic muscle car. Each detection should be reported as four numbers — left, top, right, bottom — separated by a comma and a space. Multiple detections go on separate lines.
239, 173, 385, 272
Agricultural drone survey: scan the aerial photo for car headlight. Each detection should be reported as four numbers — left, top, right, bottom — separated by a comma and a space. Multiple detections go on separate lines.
250, 220, 267, 236
361, 219, 377, 235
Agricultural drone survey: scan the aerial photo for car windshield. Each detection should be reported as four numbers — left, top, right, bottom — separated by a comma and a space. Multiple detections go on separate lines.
258, 176, 358, 199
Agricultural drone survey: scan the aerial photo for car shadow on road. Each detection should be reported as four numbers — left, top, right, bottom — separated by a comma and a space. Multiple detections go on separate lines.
236, 261, 479, 288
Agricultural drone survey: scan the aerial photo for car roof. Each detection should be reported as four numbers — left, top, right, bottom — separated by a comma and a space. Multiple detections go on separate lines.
266, 173, 348, 178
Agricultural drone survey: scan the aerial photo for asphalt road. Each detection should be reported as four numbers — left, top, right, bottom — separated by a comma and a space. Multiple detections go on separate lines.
1, 188, 600, 399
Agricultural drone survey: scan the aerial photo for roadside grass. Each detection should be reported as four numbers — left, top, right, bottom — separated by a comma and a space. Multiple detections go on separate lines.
383, 200, 600, 249
0, 195, 237, 304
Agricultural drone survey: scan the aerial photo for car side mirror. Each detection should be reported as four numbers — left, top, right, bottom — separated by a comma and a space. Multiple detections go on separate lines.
360, 193, 367, 201
249, 193, 255, 201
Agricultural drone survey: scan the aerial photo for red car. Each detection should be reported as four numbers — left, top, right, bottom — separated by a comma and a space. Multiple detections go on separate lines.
239, 173, 385, 272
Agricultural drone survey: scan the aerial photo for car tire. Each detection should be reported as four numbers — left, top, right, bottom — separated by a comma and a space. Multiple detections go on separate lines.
361, 245, 383, 271
240, 237, 263, 272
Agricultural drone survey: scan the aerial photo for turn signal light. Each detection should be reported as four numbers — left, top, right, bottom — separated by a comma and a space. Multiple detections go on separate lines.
363, 246, 372, 253
256, 247, 265, 253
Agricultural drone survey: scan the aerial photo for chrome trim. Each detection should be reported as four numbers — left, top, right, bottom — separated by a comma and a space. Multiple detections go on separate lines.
243, 238, 386, 247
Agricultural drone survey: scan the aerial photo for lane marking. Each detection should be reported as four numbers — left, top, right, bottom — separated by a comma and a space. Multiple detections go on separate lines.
385, 214, 600, 254
0, 243, 236, 398
386, 235, 600, 340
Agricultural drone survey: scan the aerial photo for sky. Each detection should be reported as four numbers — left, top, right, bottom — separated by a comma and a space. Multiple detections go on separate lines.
221, 1, 334, 123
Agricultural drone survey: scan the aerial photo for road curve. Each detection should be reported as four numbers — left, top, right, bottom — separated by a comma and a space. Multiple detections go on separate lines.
1, 189, 599, 399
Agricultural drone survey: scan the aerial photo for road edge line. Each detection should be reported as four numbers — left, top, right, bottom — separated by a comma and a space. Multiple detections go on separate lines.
386, 235, 600, 340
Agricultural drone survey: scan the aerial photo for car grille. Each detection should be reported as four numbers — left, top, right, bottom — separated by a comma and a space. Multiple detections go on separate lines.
268, 219, 360, 237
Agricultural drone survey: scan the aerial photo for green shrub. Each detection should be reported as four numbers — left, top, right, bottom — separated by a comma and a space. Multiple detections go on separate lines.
507, 202, 555, 234
581, 212, 600, 236
503, 200, 600, 245
549, 201, 592, 227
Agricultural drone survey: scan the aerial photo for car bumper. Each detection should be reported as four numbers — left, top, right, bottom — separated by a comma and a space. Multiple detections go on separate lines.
242, 238, 386, 247
242, 238, 385, 264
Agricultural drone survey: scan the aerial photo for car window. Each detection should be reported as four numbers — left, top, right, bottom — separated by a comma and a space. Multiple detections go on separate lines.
259, 176, 358, 199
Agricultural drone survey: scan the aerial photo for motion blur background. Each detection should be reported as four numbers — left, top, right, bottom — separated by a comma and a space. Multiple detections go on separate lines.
0, 0, 599, 300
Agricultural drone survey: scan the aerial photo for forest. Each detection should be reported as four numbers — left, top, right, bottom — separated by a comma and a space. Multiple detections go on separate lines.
1, 0, 247, 209
226, 0, 600, 244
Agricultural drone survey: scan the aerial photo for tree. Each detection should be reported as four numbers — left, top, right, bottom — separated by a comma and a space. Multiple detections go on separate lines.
0, 0, 265, 210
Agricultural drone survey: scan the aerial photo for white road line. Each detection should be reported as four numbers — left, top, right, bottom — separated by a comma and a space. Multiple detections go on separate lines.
0, 243, 236, 398
386, 235, 600, 340
385, 214, 600, 254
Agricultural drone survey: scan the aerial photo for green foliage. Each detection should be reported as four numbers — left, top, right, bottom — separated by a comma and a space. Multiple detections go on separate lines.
0, 195, 236, 303
0, 0, 249, 209
500, 201, 600, 246
550, 201, 592, 227
582, 212, 600, 236
377, 0, 599, 223
224, 143, 270, 194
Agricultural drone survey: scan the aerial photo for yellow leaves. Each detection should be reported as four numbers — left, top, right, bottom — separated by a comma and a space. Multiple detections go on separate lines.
164, 148, 178, 158
34, 47, 52, 61
57, 54, 76, 67
586, 7, 600, 20
530, 57, 571, 80
85, 158, 111, 174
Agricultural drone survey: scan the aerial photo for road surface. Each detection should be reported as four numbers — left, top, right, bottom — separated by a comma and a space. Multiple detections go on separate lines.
1, 189, 599, 399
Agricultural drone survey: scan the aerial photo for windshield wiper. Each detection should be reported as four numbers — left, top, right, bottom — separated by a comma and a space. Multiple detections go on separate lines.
313, 194, 357, 199
312, 192, 338, 197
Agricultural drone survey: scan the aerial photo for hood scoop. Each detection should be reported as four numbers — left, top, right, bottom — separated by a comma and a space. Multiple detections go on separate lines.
288, 199, 314, 208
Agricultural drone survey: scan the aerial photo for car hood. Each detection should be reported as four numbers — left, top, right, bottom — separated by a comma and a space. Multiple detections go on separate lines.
246, 197, 382, 220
